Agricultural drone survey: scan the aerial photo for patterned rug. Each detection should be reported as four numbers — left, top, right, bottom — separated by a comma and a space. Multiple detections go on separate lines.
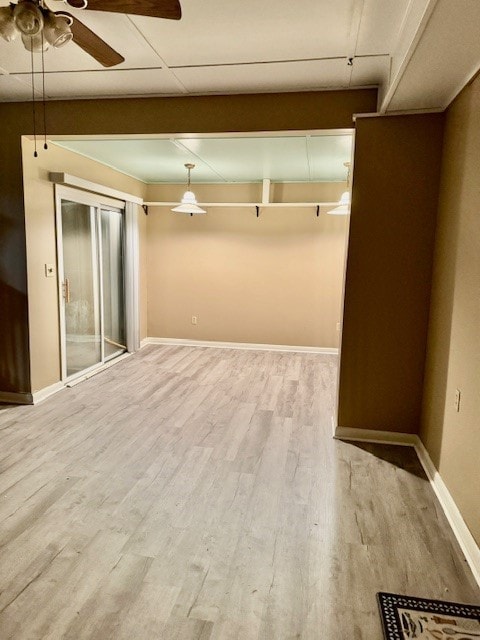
377, 592, 480, 639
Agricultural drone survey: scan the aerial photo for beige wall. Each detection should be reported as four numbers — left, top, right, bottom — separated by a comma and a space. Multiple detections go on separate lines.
22, 138, 146, 392
146, 182, 348, 347
1, 89, 376, 395
420, 75, 480, 546
338, 114, 445, 433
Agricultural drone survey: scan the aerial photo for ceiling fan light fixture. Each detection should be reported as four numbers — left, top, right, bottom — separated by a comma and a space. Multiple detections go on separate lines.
0, 6, 18, 42
44, 13, 73, 48
21, 31, 49, 52
14, 0, 44, 36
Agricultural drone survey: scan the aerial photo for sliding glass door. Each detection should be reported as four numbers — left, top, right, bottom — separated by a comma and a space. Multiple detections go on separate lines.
100, 208, 126, 361
57, 188, 126, 380
61, 200, 101, 376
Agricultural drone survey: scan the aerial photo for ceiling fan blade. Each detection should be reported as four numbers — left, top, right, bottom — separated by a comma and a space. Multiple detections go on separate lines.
65, 14, 125, 67
65, 0, 181, 20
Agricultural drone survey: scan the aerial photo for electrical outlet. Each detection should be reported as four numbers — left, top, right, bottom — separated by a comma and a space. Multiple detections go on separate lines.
454, 388, 461, 412
191, 316, 198, 325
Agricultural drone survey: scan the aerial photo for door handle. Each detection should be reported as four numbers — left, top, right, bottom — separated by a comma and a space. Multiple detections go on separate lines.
63, 278, 71, 303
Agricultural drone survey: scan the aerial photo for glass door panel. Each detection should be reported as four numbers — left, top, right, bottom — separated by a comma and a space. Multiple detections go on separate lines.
61, 200, 102, 377
100, 209, 126, 361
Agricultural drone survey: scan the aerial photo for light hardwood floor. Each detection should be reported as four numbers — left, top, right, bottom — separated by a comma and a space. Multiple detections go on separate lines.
0, 345, 478, 639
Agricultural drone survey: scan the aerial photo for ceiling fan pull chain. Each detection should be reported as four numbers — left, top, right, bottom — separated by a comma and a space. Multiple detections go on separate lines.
30, 40, 38, 158
41, 29, 48, 150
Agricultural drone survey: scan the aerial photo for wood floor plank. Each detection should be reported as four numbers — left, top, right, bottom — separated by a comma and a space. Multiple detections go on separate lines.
0, 345, 478, 640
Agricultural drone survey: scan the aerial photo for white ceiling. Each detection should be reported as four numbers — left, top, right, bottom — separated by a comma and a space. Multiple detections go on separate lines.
52, 133, 354, 183
1, 0, 480, 112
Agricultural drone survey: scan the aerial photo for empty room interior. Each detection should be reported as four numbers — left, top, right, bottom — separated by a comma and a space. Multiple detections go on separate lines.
0, 0, 479, 638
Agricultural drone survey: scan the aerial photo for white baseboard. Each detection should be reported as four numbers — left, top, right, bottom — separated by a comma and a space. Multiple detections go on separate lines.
334, 425, 418, 446
143, 337, 338, 355
414, 438, 480, 587
32, 381, 65, 405
333, 425, 480, 588
0, 391, 33, 405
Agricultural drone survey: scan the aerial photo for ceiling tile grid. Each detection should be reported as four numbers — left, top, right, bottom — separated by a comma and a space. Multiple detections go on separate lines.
53, 134, 353, 184
41, 68, 181, 99
130, 0, 354, 68
0, 0, 408, 101
0, 73, 39, 101
1, 0, 479, 112
173, 59, 351, 95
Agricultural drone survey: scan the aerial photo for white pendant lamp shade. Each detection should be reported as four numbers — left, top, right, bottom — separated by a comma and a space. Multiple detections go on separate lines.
172, 164, 206, 215
327, 161, 351, 215
327, 190, 350, 215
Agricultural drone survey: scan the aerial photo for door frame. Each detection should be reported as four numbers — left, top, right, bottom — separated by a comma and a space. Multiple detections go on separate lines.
55, 185, 129, 383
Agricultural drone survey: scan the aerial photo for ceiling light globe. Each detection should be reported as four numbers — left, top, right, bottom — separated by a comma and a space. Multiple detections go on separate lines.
14, 1, 43, 36
44, 14, 73, 47
0, 6, 18, 42
21, 31, 49, 52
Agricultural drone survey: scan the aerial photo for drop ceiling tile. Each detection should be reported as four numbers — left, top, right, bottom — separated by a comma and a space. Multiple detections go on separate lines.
52, 139, 222, 183
52, 133, 354, 184
37, 69, 181, 99
173, 58, 348, 94
307, 135, 353, 181
131, 0, 353, 67
349, 55, 390, 87
356, 0, 411, 56
0, 38, 96, 75
0, 74, 41, 101
178, 137, 311, 182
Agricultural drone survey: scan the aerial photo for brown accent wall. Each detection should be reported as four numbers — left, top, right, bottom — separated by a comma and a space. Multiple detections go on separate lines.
421, 75, 480, 546
146, 182, 348, 347
0, 109, 31, 396
337, 114, 445, 433
0, 89, 377, 395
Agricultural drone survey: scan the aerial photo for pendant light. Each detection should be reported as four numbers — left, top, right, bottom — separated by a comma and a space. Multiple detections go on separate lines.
328, 161, 351, 215
171, 163, 206, 215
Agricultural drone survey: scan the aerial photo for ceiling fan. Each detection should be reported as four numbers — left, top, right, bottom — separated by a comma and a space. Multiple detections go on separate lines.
0, 0, 182, 67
